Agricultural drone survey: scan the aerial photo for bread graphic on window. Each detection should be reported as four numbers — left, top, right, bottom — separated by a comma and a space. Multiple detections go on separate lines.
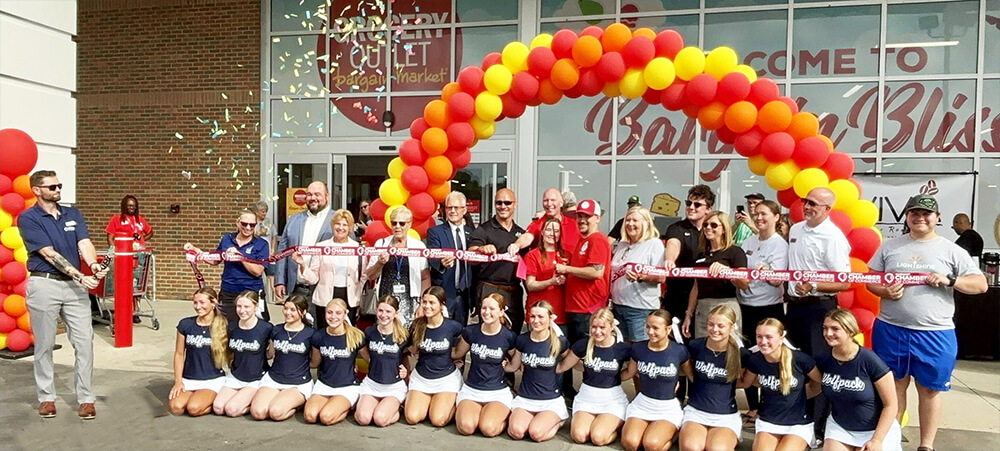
650, 193, 681, 217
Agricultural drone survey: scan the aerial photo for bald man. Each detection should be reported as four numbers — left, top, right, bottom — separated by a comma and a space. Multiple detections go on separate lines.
952, 213, 984, 259
510, 188, 582, 255
468, 188, 527, 330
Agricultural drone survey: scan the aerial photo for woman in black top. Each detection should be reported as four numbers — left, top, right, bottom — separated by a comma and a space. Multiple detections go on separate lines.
682, 211, 749, 339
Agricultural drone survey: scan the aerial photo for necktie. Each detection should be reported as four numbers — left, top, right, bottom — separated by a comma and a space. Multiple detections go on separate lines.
455, 226, 466, 289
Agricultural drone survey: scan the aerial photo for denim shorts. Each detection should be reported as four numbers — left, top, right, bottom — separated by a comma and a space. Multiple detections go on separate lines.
612, 304, 654, 342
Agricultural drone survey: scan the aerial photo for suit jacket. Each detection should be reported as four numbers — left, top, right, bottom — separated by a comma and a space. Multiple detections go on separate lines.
297, 238, 364, 308
275, 208, 334, 288
426, 221, 475, 300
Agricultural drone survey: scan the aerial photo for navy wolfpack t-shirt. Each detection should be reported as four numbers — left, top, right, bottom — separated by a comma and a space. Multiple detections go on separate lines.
311, 329, 364, 388
816, 346, 892, 431
364, 326, 409, 385
414, 319, 464, 379
228, 320, 273, 382
688, 337, 750, 415
570, 339, 631, 388
267, 324, 315, 385
516, 332, 570, 400
177, 317, 225, 380
462, 325, 517, 391
747, 350, 816, 425
630, 340, 690, 400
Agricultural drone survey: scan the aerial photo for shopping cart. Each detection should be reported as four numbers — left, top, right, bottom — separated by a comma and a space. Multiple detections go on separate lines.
86, 248, 160, 336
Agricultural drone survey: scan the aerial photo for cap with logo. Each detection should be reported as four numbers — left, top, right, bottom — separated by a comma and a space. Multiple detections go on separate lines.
576, 199, 602, 217
903, 194, 939, 213
627, 195, 640, 205
744, 193, 765, 200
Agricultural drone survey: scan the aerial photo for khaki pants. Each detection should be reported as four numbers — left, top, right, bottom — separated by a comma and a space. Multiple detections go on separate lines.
27, 276, 95, 404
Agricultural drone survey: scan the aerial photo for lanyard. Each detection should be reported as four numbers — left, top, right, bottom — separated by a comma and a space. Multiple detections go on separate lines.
395, 255, 404, 281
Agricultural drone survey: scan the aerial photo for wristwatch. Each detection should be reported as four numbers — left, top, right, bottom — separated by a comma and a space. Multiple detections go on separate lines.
810, 282, 818, 294
946, 274, 956, 287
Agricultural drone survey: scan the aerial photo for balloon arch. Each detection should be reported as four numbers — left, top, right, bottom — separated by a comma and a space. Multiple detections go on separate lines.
362, 23, 884, 343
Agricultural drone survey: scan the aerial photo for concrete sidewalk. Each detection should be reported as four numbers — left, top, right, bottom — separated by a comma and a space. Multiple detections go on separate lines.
1, 299, 997, 450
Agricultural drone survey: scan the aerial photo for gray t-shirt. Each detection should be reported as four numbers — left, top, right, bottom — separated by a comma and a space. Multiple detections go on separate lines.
868, 235, 983, 330
738, 233, 788, 307
610, 238, 665, 310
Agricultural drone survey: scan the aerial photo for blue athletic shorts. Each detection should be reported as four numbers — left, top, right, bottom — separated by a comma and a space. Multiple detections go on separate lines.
872, 319, 956, 392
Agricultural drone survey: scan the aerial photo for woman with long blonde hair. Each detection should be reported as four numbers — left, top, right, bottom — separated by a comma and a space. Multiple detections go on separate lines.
355, 295, 410, 427
304, 298, 365, 425
169, 287, 229, 416
213, 290, 272, 417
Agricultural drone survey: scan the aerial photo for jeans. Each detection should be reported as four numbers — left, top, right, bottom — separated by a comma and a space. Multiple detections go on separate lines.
612, 303, 654, 342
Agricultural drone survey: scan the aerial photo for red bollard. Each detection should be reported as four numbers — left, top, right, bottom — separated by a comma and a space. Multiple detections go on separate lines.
114, 232, 134, 348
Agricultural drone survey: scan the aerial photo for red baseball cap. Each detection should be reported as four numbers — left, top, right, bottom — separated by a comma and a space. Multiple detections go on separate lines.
575, 199, 602, 217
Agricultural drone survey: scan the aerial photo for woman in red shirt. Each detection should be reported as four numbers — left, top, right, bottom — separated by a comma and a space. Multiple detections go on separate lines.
105, 195, 153, 248
524, 217, 567, 330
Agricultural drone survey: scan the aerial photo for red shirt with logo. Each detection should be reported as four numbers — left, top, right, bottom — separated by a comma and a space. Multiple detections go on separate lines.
564, 231, 612, 314
526, 214, 581, 256
523, 248, 567, 324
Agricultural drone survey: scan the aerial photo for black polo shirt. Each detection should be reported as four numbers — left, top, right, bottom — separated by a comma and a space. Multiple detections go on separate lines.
661, 218, 700, 310
468, 216, 524, 285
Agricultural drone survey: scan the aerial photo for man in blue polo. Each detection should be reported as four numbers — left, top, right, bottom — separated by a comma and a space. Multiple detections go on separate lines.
19, 170, 107, 420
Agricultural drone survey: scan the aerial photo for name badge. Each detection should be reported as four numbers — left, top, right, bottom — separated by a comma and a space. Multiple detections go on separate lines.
392, 282, 407, 295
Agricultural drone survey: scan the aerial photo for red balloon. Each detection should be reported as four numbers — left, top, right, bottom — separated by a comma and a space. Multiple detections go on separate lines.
820, 152, 855, 181
854, 286, 880, 312
0, 246, 12, 267
1, 193, 25, 216
6, 328, 30, 352
622, 36, 655, 68
400, 166, 429, 193
1, 262, 26, 285
848, 227, 882, 263
446, 122, 475, 149
481, 51, 502, 70
399, 138, 427, 166
837, 290, 855, 310
717, 72, 751, 105
406, 192, 437, 220
577, 68, 604, 97
686, 74, 718, 106
369, 199, 388, 223
446, 92, 476, 122
776, 187, 799, 208
527, 47, 557, 78
458, 66, 486, 95
653, 30, 684, 59
563, 85, 582, 99
777, 96, 800, 114
594, 52, 626, 83
500, 93, 527, 118
790, 199, 805, 223
716, 127, 737, 145
362, 220, 390, 245
410, 217, 433, 237
13, 279, 27, 297
0, 312, 15, 334
747, 78, 780, 108
444, 147, 472, 169
793, 137, 830, 169
0, 175, 11, 195
641, 88, 663, 106
510, 72, 540, 102
851, 307, 876, 333
830, 210, 853, 236
761, 132, 796, 163
551, 29, 579, 60
409, 117, 430, 140
580, 25, 603, 39
734, 127, 766, 157
660, 82, 689, 111
0, 129, 39, 178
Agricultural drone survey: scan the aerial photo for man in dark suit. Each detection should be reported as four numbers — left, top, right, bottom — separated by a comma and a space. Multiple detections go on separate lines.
274, 180, 334, 301
427, 191, 475, 325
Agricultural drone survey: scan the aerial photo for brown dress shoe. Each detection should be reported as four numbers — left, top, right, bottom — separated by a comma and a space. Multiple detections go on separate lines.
78, 403, 96, 420
38, 401, 57, 418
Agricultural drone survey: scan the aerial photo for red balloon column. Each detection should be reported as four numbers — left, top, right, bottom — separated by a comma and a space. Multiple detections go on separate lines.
0, 128, 39, 352
368, 24, 884, 345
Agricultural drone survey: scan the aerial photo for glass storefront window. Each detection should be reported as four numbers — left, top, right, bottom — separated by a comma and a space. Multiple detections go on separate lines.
614, 159, 695, 224
987, 2, 1000, 74
983, 79, 999, 153
630, 1, 700, 15
792, 5, 880, 79
331, 96, 387, 137
326, 32, 387, 94
705, 0, 785, 8
881, 157, 974, 173
618, 99, 697, 158
979, 158, 1000, 250
641, 14, 699, 46
882, 79, 978, 154
698, 159, 761, 215
271, 98, 327, 138
705, 10, 788, 79
456, 25, 518, 74
535, 160, 612, 230
271, 0, 326, 32
788, 82, 878, 155
541, 0, 615, 19
885, 1, 979, 76
456, 0, 518, 22
391, 27, 452, 92
538, 96, 612, 157
271, 36, 324, 97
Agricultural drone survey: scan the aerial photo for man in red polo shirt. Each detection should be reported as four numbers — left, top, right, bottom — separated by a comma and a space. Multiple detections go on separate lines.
511, 188, 582, 255
555, 199, 612, 345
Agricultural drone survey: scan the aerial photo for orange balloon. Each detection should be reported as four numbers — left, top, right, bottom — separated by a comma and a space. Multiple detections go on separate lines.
850, 257, 868, 275
421, 128, 449, 156
854, 286, 880, 315
697, 102, 727, 131
424, 156, 453, 184
757, 100, 792, 133
17, 311, 31, 332
441, 82, 461, 102
3, 294, 26, 317
423, 100, 451, 129
787, 112, 820, 142
632, 27, 656, 40
25, 197, 37, 208
602, 23, 632, 53
427, 181, 451, 203
724, 101, 758, 133
572, 35, 603, 68
818, 134, 835, 153
538, 79, 564, 105
12, 175, 32, 199
550, 58, 580, 91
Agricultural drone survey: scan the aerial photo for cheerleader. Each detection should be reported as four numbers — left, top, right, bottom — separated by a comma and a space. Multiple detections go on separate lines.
249, 294, 315, 421
213, 290, 272, 417
169, 288, 229, 416
404, 286, 464, 426
304, 298, 365, 425
817, 309, 902, 451
620, 310, 691, 451
355, 295, 410, 427
679, 304, 749, 451
506, 301, 571, 442
452, 293, 518, 437
739, 318, 822, 451
556, 307, 632, 446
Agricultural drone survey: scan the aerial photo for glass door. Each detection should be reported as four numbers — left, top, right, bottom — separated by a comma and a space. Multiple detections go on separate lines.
453, 140, 513, 227
273, 153, 344, 235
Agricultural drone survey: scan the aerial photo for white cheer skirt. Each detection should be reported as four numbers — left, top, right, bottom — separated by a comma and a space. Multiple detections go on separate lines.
511, 395, 569, 420
625, 393, 683, 427
182, 376, 225, 393
681, 405, 743, 442
456, 384, 514, 409
756, 418, 815, 445
311, 381, 361, 405
259, 373, 313, 398
358, 377, 407, 403
825, 417, 902, 451
223, 373, 261, 390
572, 383, 629, 420
407, 368, 463, 395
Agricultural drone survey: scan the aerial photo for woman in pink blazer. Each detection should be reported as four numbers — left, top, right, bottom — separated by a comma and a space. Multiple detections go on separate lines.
293, 209, 364, 329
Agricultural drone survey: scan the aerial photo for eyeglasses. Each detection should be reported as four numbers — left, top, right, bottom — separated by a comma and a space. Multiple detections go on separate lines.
391, 221, 410, 227
704, 222, 722, 230
360, 204, 369, 209
802, 199, 828, 208
495, 200, 514, 206
445, 205, 464, 210
685, 200, 707, 208
36, 184, 63, 191
239, 221, 257, 228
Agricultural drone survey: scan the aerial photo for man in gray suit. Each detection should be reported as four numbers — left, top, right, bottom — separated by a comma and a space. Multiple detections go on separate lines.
274, 180, 334, 301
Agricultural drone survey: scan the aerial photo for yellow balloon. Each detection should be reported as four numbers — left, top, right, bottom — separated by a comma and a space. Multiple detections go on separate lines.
619, 68, 648, 99
378, 178, 410, 206
901, 410, 910, 428
355, 357, 369, 374
792, 168, 830, 198
850, 199, 879, 229
470, 117, 496, 140
673, 46, 706, 81
484, 64, 513, 95
0, 209, 11, 231
704, 46, 739, 80
870, 226, 883, 240
828, 179, 860, 211
387, 157, 407, 179
643, 57, 676, 91
530, 33, 553, 49
602, 81, 621, 98
853, 333, 865, 347
1, 227, 24, 250
734, 64, 758, 83
384, 205, 402, 224
0, 333, 6, 350
14, 246, 27, 264
474, 92, 502, 121
747, 155, 770, 176
501, 42, 530, 73
765, 161, 800, 191
407, 229, 421, 240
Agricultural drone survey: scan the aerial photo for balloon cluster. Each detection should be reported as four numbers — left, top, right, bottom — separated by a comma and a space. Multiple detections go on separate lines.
0, 129, 39, 352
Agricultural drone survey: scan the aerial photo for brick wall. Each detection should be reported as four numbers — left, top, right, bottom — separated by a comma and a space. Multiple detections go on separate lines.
76, 0, 261, 299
